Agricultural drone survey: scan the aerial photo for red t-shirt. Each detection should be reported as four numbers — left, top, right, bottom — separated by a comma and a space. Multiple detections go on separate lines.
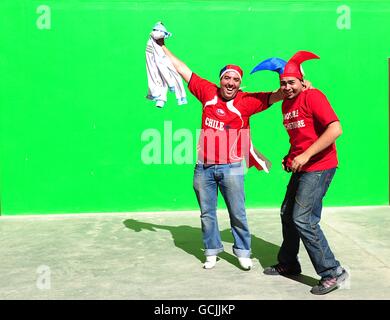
188, 73, 271, 167
282, 89, 339, 171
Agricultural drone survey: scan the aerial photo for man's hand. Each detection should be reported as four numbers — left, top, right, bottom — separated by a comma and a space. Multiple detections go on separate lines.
291, 152, 311, 172
155, 37, 165, 46
302, 79, 313, 91
150, 28, 166, 46
269, 87, 284, 104
282, 157, 291, 172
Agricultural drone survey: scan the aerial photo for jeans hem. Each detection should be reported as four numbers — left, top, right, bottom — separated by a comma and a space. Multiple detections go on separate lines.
233, 247, 251, 258
204, 247, 224, 256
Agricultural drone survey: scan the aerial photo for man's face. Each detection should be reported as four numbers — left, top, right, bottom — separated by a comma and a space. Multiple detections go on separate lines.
219, 71, 241, 100
280, 77, 304, 100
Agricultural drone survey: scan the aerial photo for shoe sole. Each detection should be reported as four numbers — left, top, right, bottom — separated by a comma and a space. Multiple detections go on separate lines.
310, 284, 338, 295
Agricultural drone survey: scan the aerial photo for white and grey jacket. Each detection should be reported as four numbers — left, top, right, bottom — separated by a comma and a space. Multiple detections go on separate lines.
145, 29, 187, 108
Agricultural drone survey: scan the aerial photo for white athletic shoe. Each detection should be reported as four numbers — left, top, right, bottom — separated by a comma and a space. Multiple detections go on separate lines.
203, 255, 217, 269
238, 257, 253, 270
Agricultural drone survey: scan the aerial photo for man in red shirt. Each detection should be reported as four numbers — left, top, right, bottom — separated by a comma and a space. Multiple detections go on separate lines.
252, 52, 349, 295
153, 35, 284, 270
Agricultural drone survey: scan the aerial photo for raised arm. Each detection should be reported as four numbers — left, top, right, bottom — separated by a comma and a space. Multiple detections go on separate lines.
155, 38, 192, 83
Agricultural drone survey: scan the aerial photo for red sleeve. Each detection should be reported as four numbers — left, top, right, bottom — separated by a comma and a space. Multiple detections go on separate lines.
241, 92, 272, 116
306, 89, 339, 127
188, 73, 218, 105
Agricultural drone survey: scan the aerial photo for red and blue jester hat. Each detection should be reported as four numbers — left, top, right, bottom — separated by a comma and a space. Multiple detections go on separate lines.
250, 51, 320, 80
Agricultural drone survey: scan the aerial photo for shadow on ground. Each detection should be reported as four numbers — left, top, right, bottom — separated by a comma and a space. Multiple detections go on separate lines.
123, 219, 317, 286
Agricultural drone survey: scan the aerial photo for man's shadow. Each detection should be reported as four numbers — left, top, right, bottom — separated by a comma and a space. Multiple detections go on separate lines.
123, 218, 206, 262
123, 219, 317, 286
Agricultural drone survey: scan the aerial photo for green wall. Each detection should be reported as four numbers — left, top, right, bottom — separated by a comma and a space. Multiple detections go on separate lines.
0, 0, 389, 215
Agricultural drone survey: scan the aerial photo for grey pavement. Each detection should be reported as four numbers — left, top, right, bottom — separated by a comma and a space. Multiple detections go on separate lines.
0, 206, 389, 300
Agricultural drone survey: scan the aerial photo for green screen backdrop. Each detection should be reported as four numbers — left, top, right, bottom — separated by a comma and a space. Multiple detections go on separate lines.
0, 0, 389, 215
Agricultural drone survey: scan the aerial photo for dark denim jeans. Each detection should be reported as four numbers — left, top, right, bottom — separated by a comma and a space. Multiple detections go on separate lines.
277, 168, 341, 279
193, 162, 251, 258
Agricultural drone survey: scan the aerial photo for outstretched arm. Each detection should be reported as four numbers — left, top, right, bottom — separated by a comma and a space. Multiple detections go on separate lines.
155, 38, 192, 83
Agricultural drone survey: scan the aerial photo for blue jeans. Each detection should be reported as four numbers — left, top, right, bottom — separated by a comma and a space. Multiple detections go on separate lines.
277, 168, 341, 279
193, 162, 251, 258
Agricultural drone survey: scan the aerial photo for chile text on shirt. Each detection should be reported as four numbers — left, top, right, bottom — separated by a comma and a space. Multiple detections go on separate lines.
205, 117, 224, 131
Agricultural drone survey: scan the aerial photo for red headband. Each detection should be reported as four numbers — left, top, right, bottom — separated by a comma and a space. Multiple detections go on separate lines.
219, 64, 243, 80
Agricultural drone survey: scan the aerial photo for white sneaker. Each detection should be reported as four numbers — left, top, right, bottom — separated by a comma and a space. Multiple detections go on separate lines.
238, 257, 253, 270
203, 255, 217, 269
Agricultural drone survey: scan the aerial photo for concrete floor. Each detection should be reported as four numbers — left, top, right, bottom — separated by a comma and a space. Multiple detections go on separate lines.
0, 206, 389, 300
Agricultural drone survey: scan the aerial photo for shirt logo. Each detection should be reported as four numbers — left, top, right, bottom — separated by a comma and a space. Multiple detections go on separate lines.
216, 108, 225, 116
283, 109, 305, 130
283, 109, 299, 120
205, 117, 224, 131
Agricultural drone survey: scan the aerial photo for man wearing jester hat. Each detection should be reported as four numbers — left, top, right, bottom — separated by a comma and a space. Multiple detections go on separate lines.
150, 25, 312, 271
251, 51, 348, 295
